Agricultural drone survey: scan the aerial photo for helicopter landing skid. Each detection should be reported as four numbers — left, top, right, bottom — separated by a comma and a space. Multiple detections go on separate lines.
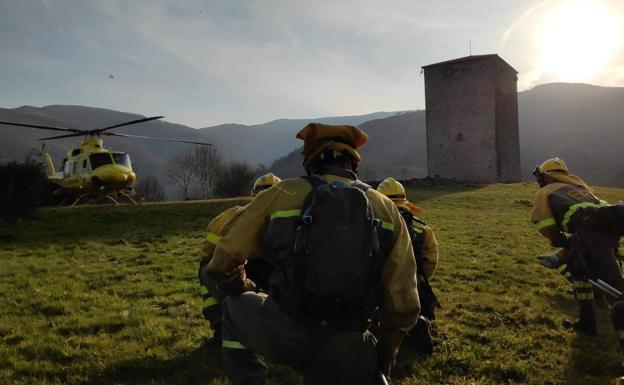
67, 190, 139, 206
107, 191, 138, 205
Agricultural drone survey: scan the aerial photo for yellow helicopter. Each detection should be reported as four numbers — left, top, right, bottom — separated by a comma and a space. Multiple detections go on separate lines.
0, 116, 212, 205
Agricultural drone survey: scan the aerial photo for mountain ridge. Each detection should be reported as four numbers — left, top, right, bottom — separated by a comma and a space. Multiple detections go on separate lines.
0, 106, 400, 198
2, 82, 624, 198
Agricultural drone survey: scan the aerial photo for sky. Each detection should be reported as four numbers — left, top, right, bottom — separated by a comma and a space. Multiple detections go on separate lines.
1, 0, 623, 127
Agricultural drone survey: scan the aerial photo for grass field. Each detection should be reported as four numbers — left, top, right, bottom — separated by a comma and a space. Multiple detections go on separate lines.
1, 184, 624, 385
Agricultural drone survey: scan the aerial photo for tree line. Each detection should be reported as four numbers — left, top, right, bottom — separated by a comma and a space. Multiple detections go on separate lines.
163, 145, 257, 200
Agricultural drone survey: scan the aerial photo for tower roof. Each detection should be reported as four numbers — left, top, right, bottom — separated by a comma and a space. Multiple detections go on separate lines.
422, 54, 518, 74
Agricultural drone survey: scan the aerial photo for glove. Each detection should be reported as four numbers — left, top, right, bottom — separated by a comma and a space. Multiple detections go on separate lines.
377, 328, 405, 377
219, 277, 257, 295
537, 253, 563, 269
242, 278, 257, 292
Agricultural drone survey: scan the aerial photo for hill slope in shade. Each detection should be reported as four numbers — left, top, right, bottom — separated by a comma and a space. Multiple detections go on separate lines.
518, 83, 624, 187
0, 105, 213, 199
2, 82, 624, 194
270, 83, 624, 187
198, 111, 399, 166
0, 105, 397, 198
2, 184, 624, 384
269, 110, 427, 180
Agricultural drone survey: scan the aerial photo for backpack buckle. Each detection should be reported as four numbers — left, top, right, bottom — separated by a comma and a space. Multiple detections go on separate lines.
372, 218, 381, 228
303, 215, 313, 224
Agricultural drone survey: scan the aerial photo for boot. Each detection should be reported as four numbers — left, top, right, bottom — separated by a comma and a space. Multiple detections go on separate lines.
413, 316, 434, 355
203, 327, 222, 346
563, 302, 597, 336
611, 302, 624, 350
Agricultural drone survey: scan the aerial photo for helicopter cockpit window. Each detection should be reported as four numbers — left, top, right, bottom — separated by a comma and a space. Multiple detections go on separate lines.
112, 153, 131, 168
90, 153, 113, 169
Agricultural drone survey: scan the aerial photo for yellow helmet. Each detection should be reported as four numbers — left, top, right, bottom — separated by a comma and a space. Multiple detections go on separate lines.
252, 173, 281, 196
534, 158, 569, 176
376, 177, 406, 199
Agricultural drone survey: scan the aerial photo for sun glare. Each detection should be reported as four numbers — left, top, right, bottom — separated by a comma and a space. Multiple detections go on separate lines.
539, 0, 623, 82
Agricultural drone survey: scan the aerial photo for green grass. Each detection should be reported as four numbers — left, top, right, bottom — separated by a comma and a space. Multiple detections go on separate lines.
1, 184, 624, 385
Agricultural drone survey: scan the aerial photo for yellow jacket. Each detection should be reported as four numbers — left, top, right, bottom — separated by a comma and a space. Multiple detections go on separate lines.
208, 174, 421, 331
200, 205, 248, 266
531, 181, 604, 247
411, 219, 438, 280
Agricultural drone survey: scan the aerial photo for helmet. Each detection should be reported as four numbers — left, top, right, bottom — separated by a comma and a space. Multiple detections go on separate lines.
296, 123, 368, 167
376, 177, 406, 199
533, 158, 569, 176
252, 173, 281, 196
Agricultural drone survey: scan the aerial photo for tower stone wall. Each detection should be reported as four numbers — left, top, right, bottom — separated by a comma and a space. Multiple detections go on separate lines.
423, 55, 520, 182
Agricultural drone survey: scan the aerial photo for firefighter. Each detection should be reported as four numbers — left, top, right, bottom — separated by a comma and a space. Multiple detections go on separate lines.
377, 177, 440, 354
206, 123, 420, 385
531, 157, 624, 336
198, 173, 281, 344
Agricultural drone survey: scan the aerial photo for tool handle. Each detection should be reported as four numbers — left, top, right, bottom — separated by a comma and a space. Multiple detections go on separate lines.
378, 371, 389, 385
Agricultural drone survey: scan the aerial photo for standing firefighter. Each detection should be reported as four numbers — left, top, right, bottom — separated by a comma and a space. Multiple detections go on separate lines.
531, 157, 624, 340
377, 177, 440, 354
198, 173, 281, 344
207, 123, 420, 385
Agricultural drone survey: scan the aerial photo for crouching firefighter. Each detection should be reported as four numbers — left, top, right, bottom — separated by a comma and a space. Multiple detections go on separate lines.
531, 158, 624, 339
198, 173, 281, 344
206, 123, 420, 385
377, 177, 441, 355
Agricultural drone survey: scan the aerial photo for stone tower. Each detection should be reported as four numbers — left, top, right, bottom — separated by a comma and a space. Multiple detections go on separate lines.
422, 54, 521, 182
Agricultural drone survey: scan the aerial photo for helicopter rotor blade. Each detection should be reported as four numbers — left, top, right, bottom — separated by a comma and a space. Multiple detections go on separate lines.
97, 116, 164, 133
38, 132, 85, 141
102, 132, 213, 146
0, 121, 82, 133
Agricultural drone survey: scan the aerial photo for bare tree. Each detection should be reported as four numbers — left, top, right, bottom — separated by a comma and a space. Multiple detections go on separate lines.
214, 161, 256, 198
165, 152, 195, 200
190, 145, 222, 199
135, 175, 166, 202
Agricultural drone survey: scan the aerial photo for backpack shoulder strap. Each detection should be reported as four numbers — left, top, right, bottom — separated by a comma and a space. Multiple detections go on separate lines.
413, 216, 428, 227
398, 206, 414, 224
399, 207, 419, 244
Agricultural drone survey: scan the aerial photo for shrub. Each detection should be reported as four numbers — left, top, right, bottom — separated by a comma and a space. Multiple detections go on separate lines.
135, 175, 166, 202
214, 161, 255, 198
0, 158, 49, 222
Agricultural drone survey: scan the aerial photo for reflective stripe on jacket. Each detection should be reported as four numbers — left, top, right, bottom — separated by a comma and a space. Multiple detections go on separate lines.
200, 205, 248, 265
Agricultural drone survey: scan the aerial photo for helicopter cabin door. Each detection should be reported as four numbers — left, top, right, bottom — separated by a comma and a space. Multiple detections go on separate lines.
81, 158, 89, 175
